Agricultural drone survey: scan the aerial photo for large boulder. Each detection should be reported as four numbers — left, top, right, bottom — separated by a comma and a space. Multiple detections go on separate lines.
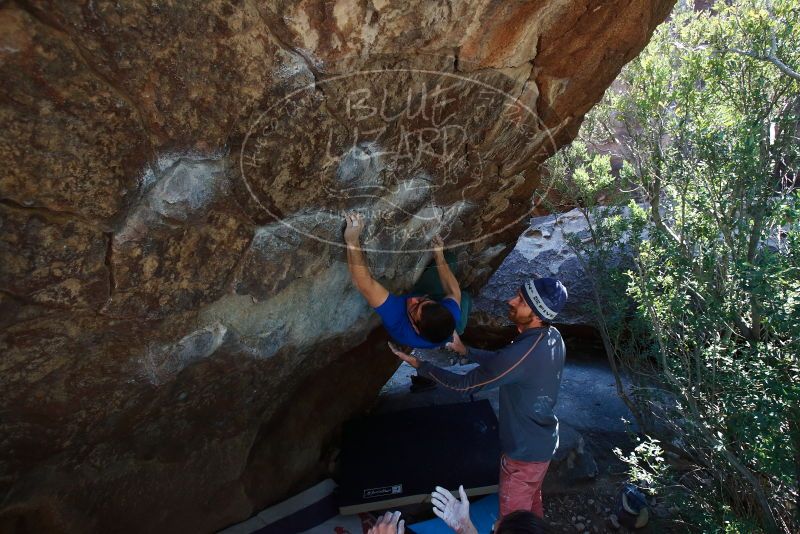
0, 1, 675, 532
473, 205, 647, 334
474, 209, 597, 327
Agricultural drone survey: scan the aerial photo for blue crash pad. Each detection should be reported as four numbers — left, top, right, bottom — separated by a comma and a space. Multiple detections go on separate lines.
409, 493, 499, 534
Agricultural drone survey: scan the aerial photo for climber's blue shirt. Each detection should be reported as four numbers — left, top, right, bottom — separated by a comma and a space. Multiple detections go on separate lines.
374, 293, 461, 349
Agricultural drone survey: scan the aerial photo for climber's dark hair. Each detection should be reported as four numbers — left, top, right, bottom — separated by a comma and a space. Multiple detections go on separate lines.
417, 302, 456, 343
495, 510, 553, 534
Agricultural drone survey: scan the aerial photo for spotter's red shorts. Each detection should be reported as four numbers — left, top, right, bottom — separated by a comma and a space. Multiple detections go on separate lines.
498, 454, 551, 518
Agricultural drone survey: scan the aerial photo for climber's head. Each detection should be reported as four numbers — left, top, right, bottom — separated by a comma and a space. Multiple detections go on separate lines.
407, 296, 455, 343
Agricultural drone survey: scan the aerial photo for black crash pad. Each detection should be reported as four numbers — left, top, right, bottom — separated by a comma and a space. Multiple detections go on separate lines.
337, 399, 500, 514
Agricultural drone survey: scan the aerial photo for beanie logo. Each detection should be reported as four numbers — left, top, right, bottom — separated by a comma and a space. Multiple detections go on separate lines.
524, 280, 558, 320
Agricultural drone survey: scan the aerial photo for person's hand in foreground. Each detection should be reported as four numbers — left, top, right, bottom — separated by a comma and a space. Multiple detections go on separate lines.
368, 511, 405, 534
344, 211, 364, 246
446, 332, 467, 356
388, 342, 420, 369
432, 485, 477, 534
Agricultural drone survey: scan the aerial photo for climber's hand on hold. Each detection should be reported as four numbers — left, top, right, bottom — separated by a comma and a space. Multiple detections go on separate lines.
431, 235, 445, 256
446, 332, 467, 356
368, 511, 405, 534
344, 211, 365, 246
430, 234, 461, 304
388, 342, 420, 369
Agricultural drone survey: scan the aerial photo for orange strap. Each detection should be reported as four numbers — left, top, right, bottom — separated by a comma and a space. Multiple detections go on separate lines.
425, 331, 546, 392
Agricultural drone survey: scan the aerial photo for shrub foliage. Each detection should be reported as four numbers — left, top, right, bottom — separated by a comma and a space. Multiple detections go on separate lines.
543, 1, 799, 531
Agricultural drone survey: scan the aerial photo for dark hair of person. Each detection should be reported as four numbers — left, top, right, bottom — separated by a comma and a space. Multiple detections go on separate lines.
417, 302, 456, 343
495, 510, 553, 534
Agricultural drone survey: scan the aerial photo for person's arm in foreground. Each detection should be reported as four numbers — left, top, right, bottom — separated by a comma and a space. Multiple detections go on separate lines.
344, 212, 389, 308
390, 338, 537, 394
447, 332, 499, 364
432, 236, 461, 305
368, 511, 405, 534
431, 485, 478, 534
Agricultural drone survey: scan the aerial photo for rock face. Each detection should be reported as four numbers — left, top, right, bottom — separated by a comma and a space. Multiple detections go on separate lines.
474, 209, 597, 327
0, 2, 674, 532
473, 207, 643, 331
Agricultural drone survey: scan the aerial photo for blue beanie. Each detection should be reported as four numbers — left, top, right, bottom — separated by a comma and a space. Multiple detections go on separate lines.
520, 277, 568, 321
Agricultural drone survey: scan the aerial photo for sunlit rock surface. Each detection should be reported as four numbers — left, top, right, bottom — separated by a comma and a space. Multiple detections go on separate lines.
474, 206, 649, 330
474, 209, 597, 327
0, 1, 674, 532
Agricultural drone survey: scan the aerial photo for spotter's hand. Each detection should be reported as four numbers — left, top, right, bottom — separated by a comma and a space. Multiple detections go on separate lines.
388, 342, 420, 369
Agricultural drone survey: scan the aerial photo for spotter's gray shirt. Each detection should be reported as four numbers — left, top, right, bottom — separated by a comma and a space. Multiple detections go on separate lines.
416, 326, 565, 462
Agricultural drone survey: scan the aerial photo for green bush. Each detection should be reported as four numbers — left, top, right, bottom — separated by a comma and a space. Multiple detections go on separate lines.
544, 1, 800, 531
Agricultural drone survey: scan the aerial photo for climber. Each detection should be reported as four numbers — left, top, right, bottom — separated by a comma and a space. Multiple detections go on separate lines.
343, 212, 465, 355
389, 277, 568, 522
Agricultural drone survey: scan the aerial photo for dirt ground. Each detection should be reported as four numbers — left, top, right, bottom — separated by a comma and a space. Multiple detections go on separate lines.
542, 477, 679, 533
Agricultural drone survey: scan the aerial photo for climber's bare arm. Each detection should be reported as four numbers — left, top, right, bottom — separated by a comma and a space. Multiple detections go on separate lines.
431, 236, 461, 305
344, 212, 389, 308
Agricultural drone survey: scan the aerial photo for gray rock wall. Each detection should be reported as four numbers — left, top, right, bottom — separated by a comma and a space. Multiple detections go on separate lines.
474, 209, 597, 327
